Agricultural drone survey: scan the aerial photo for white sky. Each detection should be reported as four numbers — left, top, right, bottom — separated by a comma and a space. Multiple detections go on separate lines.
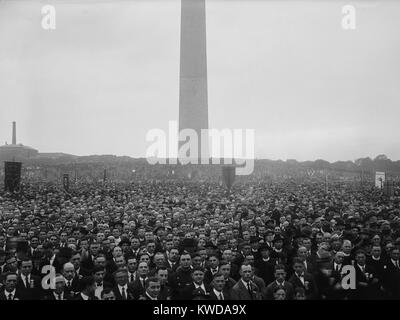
0, 0, 399, 162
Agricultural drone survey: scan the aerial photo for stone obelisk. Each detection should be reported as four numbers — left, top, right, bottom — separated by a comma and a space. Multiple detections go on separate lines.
179, 0, 209, 163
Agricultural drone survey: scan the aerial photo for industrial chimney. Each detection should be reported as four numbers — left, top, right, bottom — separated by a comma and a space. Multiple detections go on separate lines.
12, 121, 16, 145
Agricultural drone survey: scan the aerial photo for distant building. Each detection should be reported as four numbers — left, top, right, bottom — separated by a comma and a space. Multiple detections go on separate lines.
0, 122, 39, 161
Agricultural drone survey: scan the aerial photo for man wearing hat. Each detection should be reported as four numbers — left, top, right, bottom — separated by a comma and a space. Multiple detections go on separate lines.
254, 244, 275, 286
270, 234, 288, 265
250, 236, 261, 261
264, 229, 275, 250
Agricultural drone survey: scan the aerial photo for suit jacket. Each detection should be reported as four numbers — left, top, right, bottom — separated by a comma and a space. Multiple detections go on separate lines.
179, 283, 212, 300
75, 267, 91, 278
224, 277, 237, 292
204, 267, 219, 285
112, 284, 135, 300
0, 289, 25, 300
252, 275, 266, 294
64, 276, 81, 295
288, 272, 318, 300
230, 280, 262, 300
16, 273, 42, 300
351, 264, 379, 300
382, 260, 400, 299
264, 281, 294, 300
208, 288, 232, 301
158, 284, 172, 300
130, 278, 148, 299
81, 255, 95, 271
42, 290, 72, 300
40, 257, 63, 274
73, 293, 99, 300
255, 259, 275, 286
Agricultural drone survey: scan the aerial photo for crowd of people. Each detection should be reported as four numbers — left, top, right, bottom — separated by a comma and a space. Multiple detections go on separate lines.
1, 171, 400, 300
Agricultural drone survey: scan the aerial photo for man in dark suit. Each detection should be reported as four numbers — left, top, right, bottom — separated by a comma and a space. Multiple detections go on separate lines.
0, 272, 25, 300
180, 267, 212, 300
230, 263, 262, 300
81, 242, 101, 271
73, 276, 98, 300
111, 268, 135, 300
130, 261, 150, 299
254, 245, 275, 286
27, 236, 40, 259
62, 262, 81, 297
288, 258, 318, 300
165, 248, 179, 272
16, 258, 42, 300
351, 250, 380, 300
40, 242, 62, 274
219, 262, 237, 292
93, 266, 112, 300
156, 267, 172, 300
140, 277, 161, 300
43, 274, 71, 300
204, 254, 220, 285
323, 251, 348, 300
264, 264, 295, 300
382, 246, 400, 299
169, 252, 194, 300
70, 251, 91, 278
367, 245, 386, 285
209, 272, 231, 300
295, 246, 315, 275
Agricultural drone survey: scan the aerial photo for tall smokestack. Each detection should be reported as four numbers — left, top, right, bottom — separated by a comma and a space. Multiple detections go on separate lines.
12, 121, 16, 145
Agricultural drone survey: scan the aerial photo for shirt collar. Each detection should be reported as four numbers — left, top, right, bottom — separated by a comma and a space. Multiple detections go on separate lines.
213, 288, 223, 297
5, 289, 16, 296
146, 292, 157, 300
118, 284, 128, 290
241, 279, 251, 288
194, 282, 205, 290
81, 293, 89, 300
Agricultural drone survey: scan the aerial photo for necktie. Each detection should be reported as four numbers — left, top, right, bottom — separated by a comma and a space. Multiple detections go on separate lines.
141, 278, 145, 288
247, 283, 253, 300
130, 274, 134, 283
57, 293, 62, 300
218, 293, 224, 300
8, 293, 13, 300
121, 287, 127, 300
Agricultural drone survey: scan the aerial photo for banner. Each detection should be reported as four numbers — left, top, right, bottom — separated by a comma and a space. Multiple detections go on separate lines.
63, 173, 69, 191
4, 161, 22, 192
375, 172, 385, 189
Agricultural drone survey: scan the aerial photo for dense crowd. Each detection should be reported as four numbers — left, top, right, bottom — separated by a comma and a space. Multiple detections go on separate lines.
1, 173, 400, 300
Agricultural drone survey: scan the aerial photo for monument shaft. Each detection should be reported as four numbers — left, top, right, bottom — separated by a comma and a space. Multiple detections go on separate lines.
179, 0, 209, 160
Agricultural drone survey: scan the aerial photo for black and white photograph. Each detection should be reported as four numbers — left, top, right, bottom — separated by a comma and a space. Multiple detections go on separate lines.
1, 0, 400, 308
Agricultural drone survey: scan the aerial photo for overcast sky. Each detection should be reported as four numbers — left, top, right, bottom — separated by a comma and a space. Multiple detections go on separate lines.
0, 0, 399, 162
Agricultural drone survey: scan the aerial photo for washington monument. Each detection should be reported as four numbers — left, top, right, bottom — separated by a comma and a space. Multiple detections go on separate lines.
178, 0, 209, 161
